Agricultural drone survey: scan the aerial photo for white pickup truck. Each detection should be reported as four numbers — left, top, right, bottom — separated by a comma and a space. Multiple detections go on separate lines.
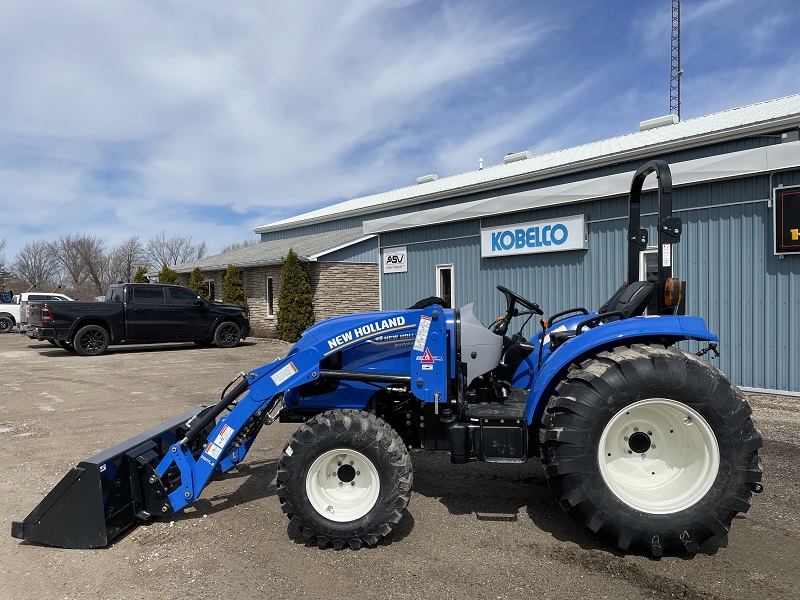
0, 292, 74, 333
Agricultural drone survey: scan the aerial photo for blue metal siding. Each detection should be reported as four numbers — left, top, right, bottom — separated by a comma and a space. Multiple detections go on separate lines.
261, 218, 366, 241
317, 237, 379, 263
681, 200, 800, 392
381, 172, 800, 392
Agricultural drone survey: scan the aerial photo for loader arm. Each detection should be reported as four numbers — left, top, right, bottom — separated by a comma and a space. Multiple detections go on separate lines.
12, 306, 448, 548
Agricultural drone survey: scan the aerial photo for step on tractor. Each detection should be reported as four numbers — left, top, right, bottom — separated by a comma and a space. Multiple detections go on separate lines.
13, 161, 763, 556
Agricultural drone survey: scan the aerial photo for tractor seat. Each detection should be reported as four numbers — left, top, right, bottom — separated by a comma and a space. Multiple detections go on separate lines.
549, 281, 655, 349
407, 296, 449, 309
598, 280, 655, 320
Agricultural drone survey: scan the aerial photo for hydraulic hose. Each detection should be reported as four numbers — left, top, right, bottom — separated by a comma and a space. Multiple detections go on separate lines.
180, 376, 250, 445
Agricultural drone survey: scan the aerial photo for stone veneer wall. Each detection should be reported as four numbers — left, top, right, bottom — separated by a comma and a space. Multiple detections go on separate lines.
308, 262, 379, 322
179, 262, 379, 338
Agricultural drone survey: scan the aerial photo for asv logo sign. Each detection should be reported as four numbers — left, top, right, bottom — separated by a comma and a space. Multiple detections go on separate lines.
480, 215, 587, 258
383, 246, 408, 273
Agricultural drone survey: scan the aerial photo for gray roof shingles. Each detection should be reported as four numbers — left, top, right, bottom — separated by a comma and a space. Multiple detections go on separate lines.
174, 227, 369, 273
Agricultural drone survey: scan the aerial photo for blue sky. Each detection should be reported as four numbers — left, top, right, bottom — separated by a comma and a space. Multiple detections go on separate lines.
1, 0, 799, 263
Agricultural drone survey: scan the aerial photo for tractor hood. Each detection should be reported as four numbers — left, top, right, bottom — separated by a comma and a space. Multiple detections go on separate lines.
296, 310, 420, 354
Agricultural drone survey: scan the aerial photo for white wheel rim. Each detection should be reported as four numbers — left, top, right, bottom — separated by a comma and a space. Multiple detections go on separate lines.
306, 449, 380, 523
598, 398, 720, 514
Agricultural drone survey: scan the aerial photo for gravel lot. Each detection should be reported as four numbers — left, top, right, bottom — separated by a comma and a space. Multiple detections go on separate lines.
1, 332, 798, 599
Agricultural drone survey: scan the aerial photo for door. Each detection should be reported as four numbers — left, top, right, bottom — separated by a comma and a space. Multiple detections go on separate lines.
639, 249, 659, 315
167, 286, 209, 340
127, 286, 173, 339
436, 264, 455, 308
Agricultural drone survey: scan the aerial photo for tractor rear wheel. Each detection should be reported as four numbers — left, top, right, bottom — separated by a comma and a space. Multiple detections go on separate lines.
277, 409, 412, 549
539, 344, 762, 556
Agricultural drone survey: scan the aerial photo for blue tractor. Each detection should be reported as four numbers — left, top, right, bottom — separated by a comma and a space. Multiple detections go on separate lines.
13, 161, 763, 556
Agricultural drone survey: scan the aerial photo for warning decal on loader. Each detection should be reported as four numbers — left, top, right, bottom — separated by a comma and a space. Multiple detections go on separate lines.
271, 362, 298, 386
205, 442, 223, 459
212, 423, 235, 449
413, 316, 431, 352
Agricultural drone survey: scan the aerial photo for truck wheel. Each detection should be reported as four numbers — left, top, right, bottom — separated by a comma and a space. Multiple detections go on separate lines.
539, 344, 762, 556
213, 322, 241, 348
277, 409, 412, 549
73, 325, 110, 356
0, 316, 13, 333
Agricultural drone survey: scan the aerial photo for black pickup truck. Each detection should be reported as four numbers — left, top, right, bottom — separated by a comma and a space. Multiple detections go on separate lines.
26, 283, 250, 356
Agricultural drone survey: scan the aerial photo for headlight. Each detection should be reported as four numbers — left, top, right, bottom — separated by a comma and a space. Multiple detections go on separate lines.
242, 311, 249, 318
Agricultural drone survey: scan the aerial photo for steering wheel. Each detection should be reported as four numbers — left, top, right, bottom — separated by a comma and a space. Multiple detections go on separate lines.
496, 285, 542, 315
493, 285, 543, 336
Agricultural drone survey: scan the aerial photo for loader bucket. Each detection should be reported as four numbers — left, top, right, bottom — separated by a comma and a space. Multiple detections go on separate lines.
12, 406, 212, 549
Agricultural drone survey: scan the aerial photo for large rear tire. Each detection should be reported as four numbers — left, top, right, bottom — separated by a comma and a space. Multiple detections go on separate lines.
277, 409, 412, 549
73, 325, 110, 356
539, 344, 762, 556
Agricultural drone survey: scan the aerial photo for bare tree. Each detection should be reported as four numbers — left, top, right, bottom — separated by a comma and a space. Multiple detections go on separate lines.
109, 236, 146, 282
221, 239, 259, 253
0, 237, 6, 274
146, 232, 207, 267
48, 234, 87, 287
12, 241, 60, 289
74, 235, 107, 294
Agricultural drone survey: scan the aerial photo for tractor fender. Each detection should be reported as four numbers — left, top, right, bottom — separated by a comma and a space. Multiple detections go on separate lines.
525, 315, 718, 424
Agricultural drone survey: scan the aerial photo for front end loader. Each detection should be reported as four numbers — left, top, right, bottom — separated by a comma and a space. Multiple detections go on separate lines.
13, 161, 763, 555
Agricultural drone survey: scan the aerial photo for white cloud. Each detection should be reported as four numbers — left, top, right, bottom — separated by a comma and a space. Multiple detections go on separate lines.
1, 0, 799, 264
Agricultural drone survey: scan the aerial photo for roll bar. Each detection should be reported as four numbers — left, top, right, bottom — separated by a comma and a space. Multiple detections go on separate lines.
627, 160, 682, 315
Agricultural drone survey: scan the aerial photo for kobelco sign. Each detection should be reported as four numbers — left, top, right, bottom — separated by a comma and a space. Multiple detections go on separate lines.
480, 215, 587, 258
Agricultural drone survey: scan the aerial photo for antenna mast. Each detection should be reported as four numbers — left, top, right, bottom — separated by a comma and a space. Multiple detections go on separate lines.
670, 0, 681, 119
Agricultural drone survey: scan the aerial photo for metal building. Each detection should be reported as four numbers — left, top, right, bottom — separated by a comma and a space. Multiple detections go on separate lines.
254, 95, 800, 394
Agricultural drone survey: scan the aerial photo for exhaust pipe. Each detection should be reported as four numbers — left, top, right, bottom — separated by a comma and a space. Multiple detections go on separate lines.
12, 406, 213, 549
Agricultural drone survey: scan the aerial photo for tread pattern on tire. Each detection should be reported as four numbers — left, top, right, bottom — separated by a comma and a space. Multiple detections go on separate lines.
276, 409, 412, 550
73, 324, 109, 356
539, 343, 763, 556
214, 321, 241, 348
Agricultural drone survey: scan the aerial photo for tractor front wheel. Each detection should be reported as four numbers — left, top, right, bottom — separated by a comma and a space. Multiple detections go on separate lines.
277, 409, 412, 549
539, 344, 763, 556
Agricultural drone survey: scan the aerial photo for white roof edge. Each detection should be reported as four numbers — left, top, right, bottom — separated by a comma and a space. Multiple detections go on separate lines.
363, 142, 800, 234
254, 96, 800, 234
306, 235, 377, 260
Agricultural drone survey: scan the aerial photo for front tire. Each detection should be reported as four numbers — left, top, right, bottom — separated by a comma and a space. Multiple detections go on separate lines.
539, 344, 762, 556
73, 325, 110, 356
213, 321, 241, 348
277, 410, 412, 549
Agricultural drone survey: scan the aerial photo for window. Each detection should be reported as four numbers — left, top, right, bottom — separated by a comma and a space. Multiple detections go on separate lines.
205, 280, 215, 301
168, 287, 200, 306
639, 249, 659, 315
266, 277, 274, 317
436, 264, 455, 308
132, 286, 166, 304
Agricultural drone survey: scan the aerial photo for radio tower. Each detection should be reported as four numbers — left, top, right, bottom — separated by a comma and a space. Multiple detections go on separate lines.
670, 0, 682, 119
